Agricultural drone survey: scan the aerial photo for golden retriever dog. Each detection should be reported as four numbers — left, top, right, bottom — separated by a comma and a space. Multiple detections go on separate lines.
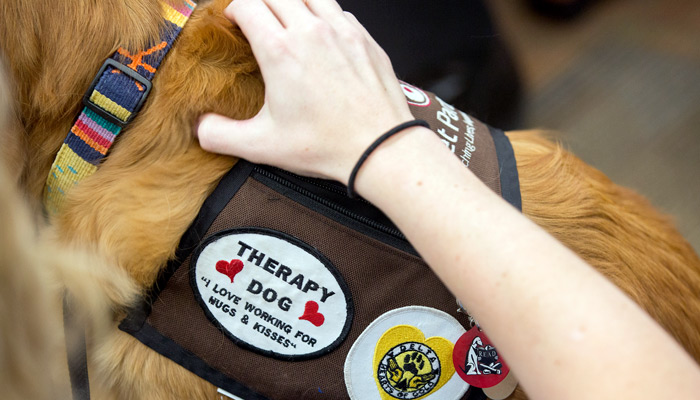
1, 0, 699, 399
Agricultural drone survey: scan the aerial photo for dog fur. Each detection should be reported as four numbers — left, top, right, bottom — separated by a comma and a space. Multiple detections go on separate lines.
1, 0, 699, 398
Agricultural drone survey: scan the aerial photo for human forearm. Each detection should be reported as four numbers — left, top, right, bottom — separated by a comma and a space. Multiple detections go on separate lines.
354, 126, 700, 399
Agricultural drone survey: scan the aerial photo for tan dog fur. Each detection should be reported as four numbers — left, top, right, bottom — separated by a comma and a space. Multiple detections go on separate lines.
1, 0, 699, 398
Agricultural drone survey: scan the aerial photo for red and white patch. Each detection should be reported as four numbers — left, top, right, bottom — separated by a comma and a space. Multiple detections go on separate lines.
191, 227, 353, 360
452, 327, 510, 388
400, 82, 431, 107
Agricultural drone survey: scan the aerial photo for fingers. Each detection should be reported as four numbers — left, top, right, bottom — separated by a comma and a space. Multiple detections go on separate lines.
196, 113, 238, 156
261, 0, 313, 28
197, 113, 264, 160
304, 0, 345, 21
225, 0, 284, 53
228, 0, 340, 33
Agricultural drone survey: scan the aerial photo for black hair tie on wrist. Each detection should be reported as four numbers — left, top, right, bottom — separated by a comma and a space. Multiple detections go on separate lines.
347, 119, 430, 198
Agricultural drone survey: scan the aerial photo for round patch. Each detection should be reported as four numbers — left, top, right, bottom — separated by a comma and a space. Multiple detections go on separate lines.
377, 337, 443, 399
400, 82, 431, 107
452, 327, 510, 388
344, 306, 469, 400
191, 227, 353, 360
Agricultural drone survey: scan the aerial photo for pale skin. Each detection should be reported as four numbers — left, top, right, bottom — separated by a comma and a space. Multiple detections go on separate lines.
197, 0, 700, 398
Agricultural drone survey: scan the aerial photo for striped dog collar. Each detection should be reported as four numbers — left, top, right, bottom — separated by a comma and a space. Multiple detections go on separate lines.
43, 0, 197, 216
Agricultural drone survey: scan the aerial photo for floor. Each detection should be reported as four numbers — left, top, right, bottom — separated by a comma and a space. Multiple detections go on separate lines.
488, 0, 700, 254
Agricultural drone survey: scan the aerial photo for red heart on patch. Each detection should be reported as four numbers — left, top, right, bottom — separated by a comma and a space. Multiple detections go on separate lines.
216, 259, 244, 283
298, 301, 325, 327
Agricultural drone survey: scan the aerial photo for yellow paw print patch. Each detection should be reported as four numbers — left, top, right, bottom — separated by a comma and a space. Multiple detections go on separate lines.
344, 306, 469, 400
374, 325, 456, 399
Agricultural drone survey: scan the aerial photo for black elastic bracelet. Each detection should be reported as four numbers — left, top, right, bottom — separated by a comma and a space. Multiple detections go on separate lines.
347, 119, 430, 198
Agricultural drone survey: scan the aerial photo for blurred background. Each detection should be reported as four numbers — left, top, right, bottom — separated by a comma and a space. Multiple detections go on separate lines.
341, 0, 699, 254
490, 0, 700, 255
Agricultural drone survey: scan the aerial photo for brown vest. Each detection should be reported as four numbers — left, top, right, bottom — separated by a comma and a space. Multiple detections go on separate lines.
120, 84, 520, 400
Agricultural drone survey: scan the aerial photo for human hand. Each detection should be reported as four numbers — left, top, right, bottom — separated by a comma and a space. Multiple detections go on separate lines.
196, 0, 417, 184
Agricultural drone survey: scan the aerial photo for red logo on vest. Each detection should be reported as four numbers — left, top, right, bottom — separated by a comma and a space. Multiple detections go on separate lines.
400, 82, 431, 107
452, 327, 509, 388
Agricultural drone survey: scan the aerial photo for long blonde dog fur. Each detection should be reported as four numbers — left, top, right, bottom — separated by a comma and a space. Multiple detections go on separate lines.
1, 60, 138, 400
1, 0, 699, 399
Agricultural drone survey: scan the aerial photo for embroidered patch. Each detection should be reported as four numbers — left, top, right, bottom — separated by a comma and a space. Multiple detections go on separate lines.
452, 327, 510, 388
400, 82, 431, 107
375, 326, 455, 399
191, 227, 353, 360
344, 306, 469, 400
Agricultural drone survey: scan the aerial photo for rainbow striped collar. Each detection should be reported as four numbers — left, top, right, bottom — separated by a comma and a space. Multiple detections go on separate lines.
43, 0, 197, 216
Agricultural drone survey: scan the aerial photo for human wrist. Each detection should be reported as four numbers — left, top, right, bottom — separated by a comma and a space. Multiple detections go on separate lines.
348, 125, 451, 203
346, 120, 430, 198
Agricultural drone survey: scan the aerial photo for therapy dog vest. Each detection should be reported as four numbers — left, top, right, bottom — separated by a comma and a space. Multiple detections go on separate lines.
121, 83, 521, 400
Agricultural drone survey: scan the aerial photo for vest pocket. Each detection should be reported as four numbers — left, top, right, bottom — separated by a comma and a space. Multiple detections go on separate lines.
249, 164, 414, 253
